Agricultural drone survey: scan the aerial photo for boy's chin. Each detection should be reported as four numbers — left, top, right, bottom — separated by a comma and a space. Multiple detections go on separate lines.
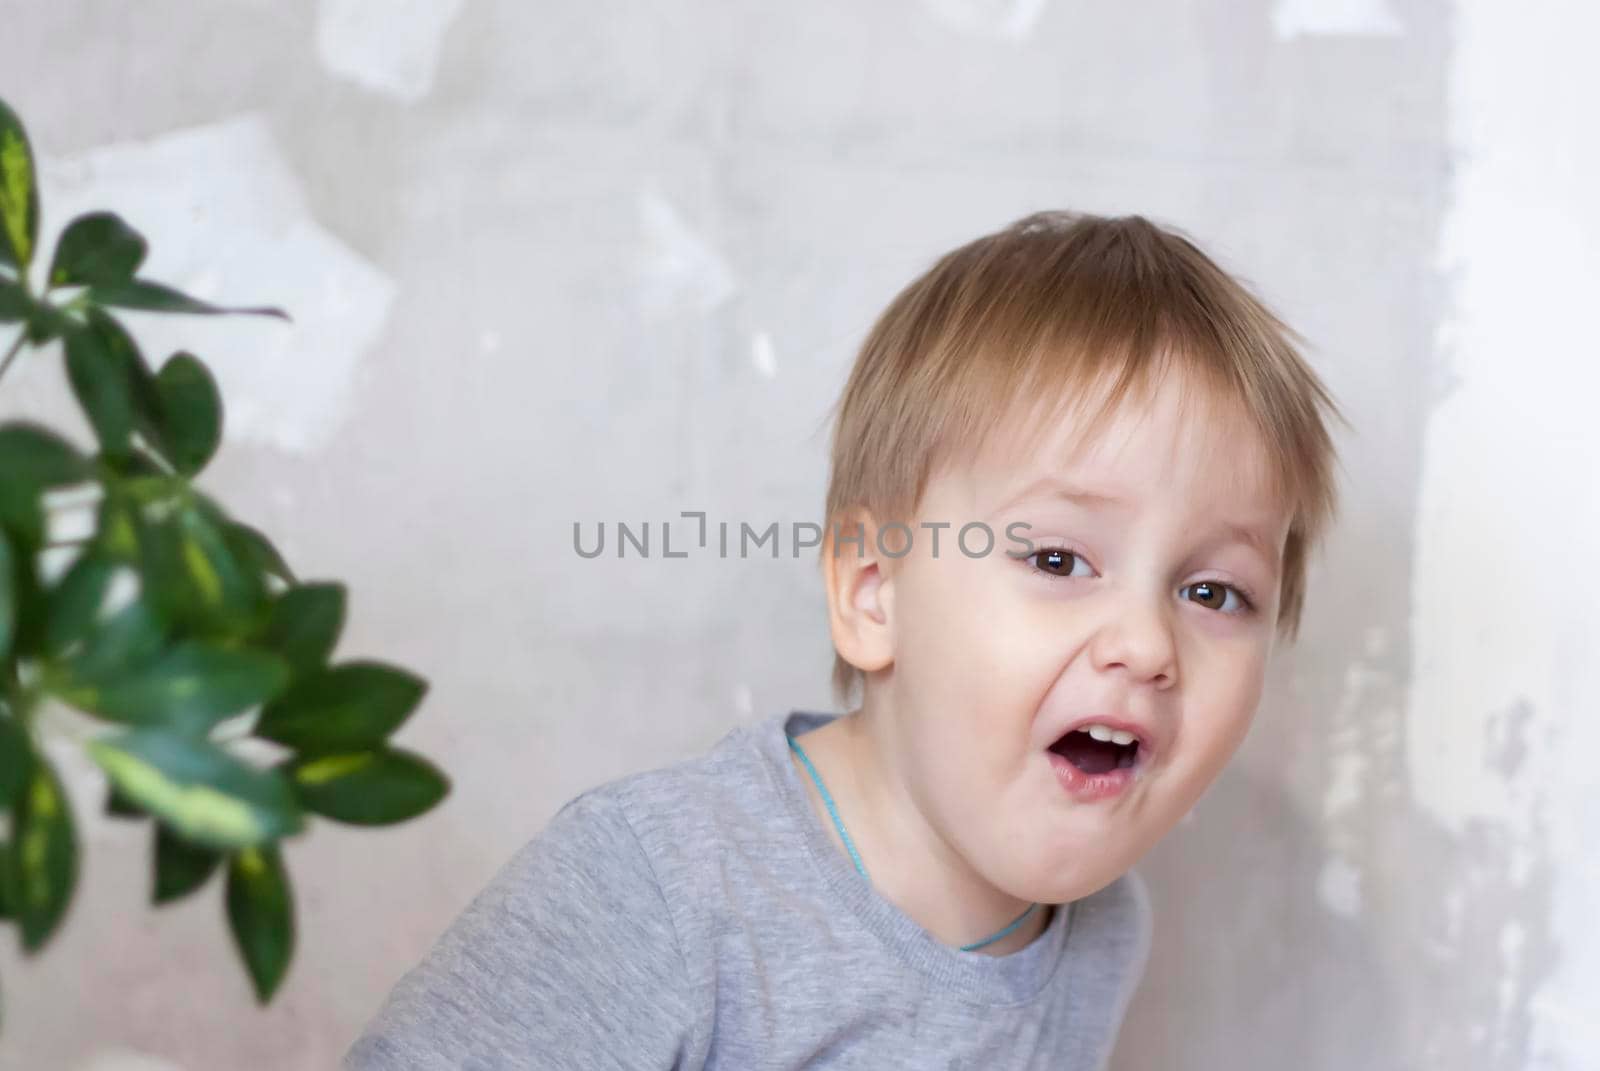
1030, 811, 1170, 897
1023, 858, 1142, 906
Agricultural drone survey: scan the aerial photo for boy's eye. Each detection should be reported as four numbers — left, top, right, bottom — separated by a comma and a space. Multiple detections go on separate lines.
1182, 580, 1253, 615
1029, 548, 1256, 617
1029, 547, 1093, 579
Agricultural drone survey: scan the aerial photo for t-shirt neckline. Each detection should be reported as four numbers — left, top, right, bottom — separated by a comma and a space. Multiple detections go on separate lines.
753, 708, 1074, 1007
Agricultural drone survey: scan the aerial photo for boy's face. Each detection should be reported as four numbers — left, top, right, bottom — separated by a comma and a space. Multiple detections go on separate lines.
869, 370, 1293, 903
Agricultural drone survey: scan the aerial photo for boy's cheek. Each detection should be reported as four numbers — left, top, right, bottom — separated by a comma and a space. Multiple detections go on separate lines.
912, 596, 1053, 702
1157, 697, 1263, 814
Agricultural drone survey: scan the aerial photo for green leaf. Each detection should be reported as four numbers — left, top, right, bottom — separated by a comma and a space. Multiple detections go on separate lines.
0, 518, 45, 655
153, 821, 223, 904
287, 747, 448, 826
226, 843, 294, 1003
151, 352, 222, 476
88, 279, 289, 321
63, 311, 154, 458
255, 661, 427, 753
221, 522, 295, 586
42, 551, 116, 659
0, 276, 27, 321
0, 421, 90, 488
6, 755, 79, 952
0, 713, 30, 810
92, 486, 141, 561
60, 640, 289, 734
256, 583, 344, 677
0, 527, 13, 662
85, 727, 303, 850
0, 98, 39, 271
0, 484, 43, 550
136, 497, 264, 638
58, 595, 167, 684
48, 212, 147, 287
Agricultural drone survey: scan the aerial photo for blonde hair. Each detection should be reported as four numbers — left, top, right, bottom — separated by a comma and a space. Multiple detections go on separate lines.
820, 210, 1348, 707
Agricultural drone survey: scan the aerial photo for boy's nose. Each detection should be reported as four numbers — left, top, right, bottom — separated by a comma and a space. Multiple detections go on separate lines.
1088, 596, 1178, 688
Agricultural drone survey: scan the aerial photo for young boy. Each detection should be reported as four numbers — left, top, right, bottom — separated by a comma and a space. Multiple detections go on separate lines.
344, 211, 1343, 1069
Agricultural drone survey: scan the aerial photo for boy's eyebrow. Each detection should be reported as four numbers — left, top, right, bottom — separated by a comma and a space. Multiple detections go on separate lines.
991, 475, 1132, 514
992, 475, 1284, 572
1200, 520, 1284, 573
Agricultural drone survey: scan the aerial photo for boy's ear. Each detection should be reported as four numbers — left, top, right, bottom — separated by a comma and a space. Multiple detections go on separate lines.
822, 509, 896, 677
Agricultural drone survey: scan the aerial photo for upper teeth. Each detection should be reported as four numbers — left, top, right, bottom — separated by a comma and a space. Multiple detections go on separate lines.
1082, 724, 1136, 746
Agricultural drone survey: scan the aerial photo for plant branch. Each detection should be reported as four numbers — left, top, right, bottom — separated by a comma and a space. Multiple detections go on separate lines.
0, 264, 35, 386
0, 330, 26, 386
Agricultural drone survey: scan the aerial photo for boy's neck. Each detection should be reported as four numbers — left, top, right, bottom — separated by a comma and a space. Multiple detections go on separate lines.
789, 707, 1054, 957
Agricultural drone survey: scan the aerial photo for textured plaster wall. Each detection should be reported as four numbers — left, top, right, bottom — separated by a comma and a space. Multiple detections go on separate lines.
0, 1, 1591, 1068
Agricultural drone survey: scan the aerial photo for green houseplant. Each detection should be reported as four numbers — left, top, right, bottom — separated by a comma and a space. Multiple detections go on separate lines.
0, 96, 449, 1023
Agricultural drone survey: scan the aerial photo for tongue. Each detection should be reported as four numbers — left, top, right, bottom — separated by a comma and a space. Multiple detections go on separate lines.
1051, 733, 1122, 774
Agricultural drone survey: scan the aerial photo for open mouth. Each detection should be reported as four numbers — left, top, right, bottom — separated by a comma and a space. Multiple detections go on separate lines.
1048, 725, 1141, 775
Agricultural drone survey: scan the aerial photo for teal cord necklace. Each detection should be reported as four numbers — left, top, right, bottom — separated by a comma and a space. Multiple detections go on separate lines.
786, 733, 1039, 953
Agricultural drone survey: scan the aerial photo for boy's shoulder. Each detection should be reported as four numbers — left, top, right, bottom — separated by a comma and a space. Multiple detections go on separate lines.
563, 713, 767, 800
546, 714, 780, 865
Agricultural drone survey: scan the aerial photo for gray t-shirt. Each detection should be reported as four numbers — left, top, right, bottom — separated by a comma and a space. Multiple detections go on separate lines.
343, 709, 1152, 1069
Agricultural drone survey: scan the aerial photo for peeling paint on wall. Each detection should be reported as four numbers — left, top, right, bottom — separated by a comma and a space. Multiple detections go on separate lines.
316, 0, 466, 103
1409, 0, 1600, 1062
37, 114, 396, 455
1272, 0, 1403, 39
1317, 855, 1362, 918
632, 186, 736, 316
751, 331, 779, 379
1311, 620, 1403, 923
